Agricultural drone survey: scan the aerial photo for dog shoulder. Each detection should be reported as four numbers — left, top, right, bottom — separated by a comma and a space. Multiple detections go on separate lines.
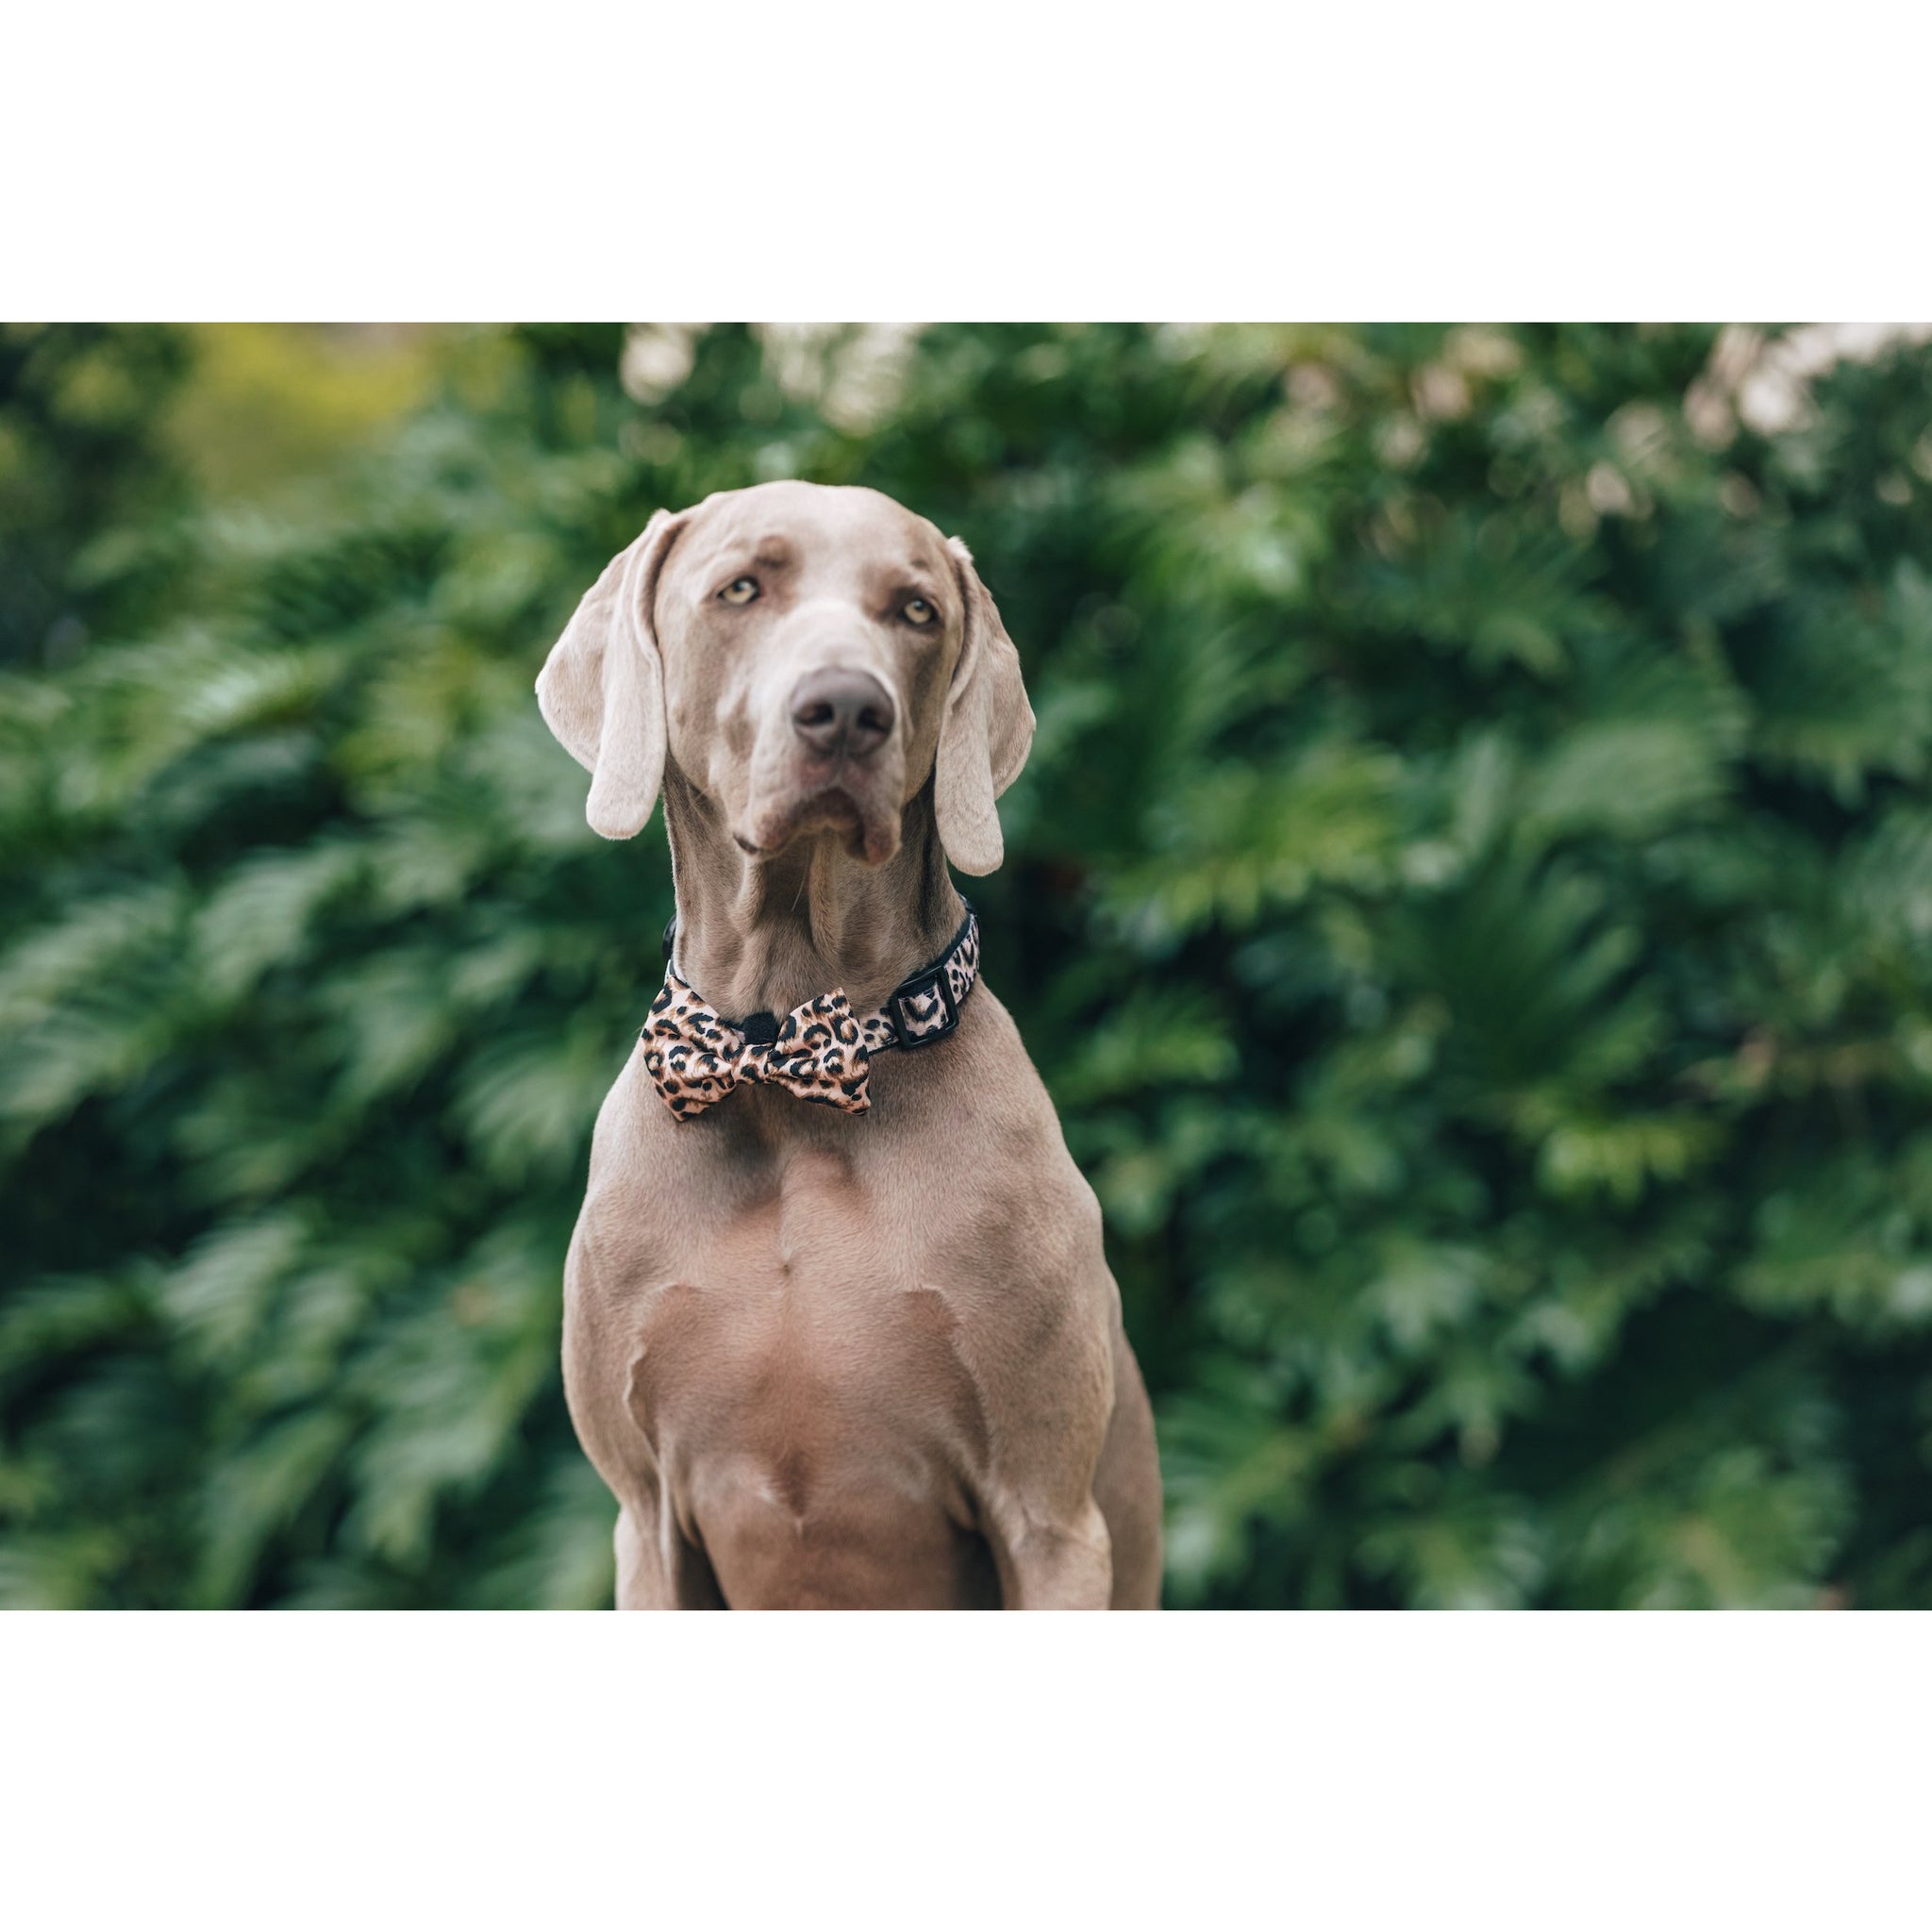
902, 990, 1115, 1317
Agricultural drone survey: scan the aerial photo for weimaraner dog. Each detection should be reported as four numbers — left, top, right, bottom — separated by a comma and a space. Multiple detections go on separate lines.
537, 480, 1162, 1607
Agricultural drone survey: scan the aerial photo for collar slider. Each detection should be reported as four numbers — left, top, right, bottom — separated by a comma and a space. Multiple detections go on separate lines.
888, 961, 960, 1049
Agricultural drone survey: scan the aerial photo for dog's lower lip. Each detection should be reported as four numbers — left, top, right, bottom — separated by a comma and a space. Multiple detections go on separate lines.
793, 781, 862, 815
741, 787, 878, 859
794, 792, 865, 834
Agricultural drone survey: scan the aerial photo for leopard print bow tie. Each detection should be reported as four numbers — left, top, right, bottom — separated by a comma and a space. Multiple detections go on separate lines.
641, 905, 980, 1122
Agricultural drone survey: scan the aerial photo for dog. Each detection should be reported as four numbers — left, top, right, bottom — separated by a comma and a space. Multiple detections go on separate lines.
537, 480, 1162, 1607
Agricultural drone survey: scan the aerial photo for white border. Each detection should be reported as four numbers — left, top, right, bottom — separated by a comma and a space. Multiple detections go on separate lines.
6, 1612, 1925, 1928
8, 4, 1931, 317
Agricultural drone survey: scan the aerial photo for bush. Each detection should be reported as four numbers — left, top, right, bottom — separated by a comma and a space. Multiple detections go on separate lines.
5, 321, 1932, 1607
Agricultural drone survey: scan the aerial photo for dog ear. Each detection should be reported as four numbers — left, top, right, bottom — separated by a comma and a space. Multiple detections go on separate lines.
936, 536, 1036, 875
536, 508, 685, 840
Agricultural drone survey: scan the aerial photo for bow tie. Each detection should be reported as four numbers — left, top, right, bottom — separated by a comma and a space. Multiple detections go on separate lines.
640, 905, 980, 1121
641, 979, 875, 1118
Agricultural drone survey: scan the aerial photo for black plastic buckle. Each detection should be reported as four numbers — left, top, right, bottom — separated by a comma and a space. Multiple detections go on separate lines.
888, 961, 959, 1050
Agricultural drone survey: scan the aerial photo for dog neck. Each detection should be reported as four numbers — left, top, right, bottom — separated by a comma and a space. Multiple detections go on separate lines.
660, 766, 967, 1021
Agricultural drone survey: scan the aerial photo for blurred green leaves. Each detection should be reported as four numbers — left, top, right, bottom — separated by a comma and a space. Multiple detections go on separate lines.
5, 321, 1932, 1607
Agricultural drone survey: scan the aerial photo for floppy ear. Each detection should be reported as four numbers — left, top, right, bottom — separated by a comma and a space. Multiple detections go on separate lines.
536, 508, 685, 840
936, 536, 1036, 875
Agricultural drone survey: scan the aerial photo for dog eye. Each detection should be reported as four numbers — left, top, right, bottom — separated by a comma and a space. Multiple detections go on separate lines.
719, 577, 759, 606
902, 597, 936, 626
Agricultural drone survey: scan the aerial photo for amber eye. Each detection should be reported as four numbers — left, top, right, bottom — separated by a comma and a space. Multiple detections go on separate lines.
719, 576, 758, 606
903, 597, 936, 626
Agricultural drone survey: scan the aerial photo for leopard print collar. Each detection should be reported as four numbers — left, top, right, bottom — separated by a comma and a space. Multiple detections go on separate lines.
641, 903, 980, 1121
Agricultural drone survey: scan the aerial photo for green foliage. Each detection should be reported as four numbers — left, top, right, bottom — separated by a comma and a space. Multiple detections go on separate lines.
0, 324, 192, 669
5, 321, 1932, 1607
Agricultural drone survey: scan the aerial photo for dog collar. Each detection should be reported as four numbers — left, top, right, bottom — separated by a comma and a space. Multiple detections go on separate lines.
641, 903, 980, 1120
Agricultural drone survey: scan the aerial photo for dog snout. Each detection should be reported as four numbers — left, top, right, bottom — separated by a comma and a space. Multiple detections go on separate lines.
789, 668, 895, 762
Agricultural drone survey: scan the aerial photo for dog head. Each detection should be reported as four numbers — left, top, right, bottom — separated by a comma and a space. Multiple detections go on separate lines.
536, 481, 1034, 874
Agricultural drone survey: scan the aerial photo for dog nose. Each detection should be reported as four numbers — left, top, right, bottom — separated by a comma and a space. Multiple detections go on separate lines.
790, 668, 895, 761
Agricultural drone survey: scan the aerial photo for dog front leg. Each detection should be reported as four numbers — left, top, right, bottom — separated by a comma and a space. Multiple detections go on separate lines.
985, 1496, 1113, 1610
614, 1499, 725, 1609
